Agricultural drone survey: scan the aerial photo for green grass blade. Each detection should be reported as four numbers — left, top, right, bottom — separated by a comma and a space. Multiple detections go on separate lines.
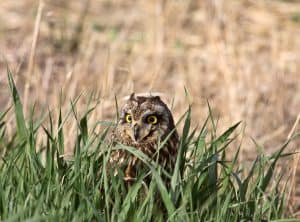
7, 67, 28, 141
58, 106, 64, 154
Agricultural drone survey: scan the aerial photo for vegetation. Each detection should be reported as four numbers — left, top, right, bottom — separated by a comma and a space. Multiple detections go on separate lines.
1, 1, 300, 213
0, 70, 298, 221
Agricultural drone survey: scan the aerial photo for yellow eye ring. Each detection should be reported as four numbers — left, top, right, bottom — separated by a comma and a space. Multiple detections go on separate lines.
125, 114, 132, 123
147, 115, 158, 124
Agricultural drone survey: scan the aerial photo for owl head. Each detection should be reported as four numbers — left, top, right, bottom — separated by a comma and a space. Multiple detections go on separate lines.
117, 93, 176, 144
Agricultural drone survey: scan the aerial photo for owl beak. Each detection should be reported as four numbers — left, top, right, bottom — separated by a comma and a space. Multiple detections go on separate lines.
133, 125, 140, 142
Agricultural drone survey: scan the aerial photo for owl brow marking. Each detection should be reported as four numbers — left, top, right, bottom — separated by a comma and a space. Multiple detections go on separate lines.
152, 104, 166, 114
142, 113, 160, 123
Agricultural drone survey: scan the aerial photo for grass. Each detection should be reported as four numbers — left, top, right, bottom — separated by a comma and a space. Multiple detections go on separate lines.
1, 2, 300, 210
0, 69, 299, 221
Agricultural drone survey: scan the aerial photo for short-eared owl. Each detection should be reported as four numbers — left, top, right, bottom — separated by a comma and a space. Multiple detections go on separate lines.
110, 93, 179, 182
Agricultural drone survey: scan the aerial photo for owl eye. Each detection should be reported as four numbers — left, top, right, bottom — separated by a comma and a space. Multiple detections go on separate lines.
147, 115, 158, 124
125, 114, 132, 123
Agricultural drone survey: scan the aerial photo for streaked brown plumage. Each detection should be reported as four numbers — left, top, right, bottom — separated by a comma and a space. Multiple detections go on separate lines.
110, 93, 179, 182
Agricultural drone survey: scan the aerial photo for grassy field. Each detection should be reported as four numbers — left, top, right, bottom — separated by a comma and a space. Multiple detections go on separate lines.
0, 69, 298, 221
0, 0, 300, 219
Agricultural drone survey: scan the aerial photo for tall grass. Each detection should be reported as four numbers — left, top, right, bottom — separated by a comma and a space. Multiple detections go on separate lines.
0, 69, 298, 221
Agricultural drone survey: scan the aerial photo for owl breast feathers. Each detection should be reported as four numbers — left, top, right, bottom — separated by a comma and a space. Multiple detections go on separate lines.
110, 93, 179, 181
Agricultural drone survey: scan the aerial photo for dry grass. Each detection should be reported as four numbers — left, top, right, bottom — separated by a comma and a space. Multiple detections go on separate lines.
0, 0, 300, 214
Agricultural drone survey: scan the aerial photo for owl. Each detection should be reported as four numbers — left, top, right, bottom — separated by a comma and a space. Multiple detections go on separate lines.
110, 93, 179, 183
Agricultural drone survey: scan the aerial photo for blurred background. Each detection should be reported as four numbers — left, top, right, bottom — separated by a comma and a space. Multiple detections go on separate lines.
0, 0, 300, 214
